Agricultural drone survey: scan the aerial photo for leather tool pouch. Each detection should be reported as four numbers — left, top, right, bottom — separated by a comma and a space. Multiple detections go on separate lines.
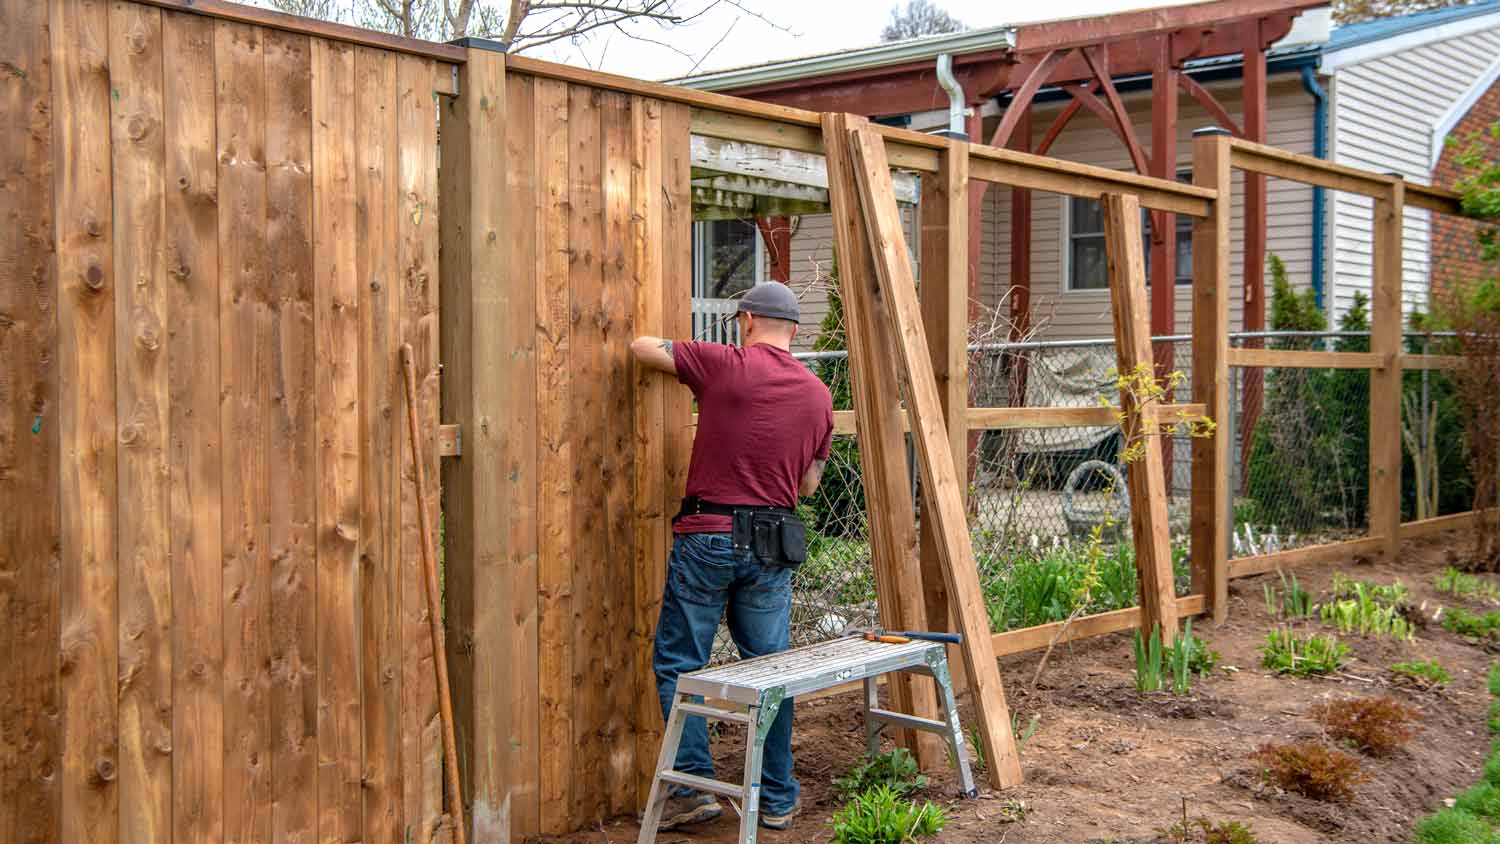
743, 511, 807, 569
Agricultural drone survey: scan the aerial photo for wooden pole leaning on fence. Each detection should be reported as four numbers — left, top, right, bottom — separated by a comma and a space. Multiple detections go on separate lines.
1100, 193, 1181, 646
819, 110, 945, 770
839, 116, 1023, 789
400, 344, 468, 844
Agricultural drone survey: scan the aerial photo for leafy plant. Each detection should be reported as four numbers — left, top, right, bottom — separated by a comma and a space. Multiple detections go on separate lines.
829, 784, 948, 844
1250, 741, 1367, 801
1157, 818, 1261, 844
1437, 566, 1500, 602
1011, 711, 1040, 755
1318, 582, 1416, 640
1441, 607, 1500, 639
1183, 629, 1222, 678
1390, 658, 1453, 689
1263, 571, 1314, 618
1160, 619, 1212, 694
1330, 572, 1409, 605
835, 748, 928, 798
1310, 695, 1421, 756
1135, 624, 1165, 692
1260, 628, 1349, 677
1414, 808, 1500, 844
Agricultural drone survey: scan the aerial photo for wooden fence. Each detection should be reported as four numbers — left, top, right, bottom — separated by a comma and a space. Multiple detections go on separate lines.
2, 1, 454, 842
0, 1, 1483, 843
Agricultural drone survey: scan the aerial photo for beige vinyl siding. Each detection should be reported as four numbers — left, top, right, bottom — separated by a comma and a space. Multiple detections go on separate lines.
1008, 76, 1316, 340
1328, 21, 1500, 321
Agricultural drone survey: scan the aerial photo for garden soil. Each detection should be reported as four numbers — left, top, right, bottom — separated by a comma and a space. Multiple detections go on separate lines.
535, 531, 1497, 844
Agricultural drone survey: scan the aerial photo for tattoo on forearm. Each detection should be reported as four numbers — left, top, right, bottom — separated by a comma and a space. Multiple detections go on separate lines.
658, 339, 674, 356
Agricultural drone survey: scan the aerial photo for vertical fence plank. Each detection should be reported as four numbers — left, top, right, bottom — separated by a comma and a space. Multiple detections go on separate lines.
1, 0, 60, 839
821, 112, 936, 764
311, 35, 363, 844
1371, 180, 1405, 560
215, 19, 271, 844
108, 6, 171, 843
1190, 130, 1231, 623
600, 90, 637, 812
501, 70, 541, 838
52, 0, 120, 839
629, 93, 667, 801
916, 137, 967, 685
263, 27, 317, 844
396, 53, 443, 844
533, 75, 575, 836
567, 83, 608, 827
1101, 192, 1180, 645
659, 105, 692, 611
353, 44, 402, 844
841, 119, 1022, 789
436, 45, 507, 843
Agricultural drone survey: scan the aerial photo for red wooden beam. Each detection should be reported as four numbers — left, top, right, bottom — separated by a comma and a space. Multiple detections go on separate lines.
1010, 0, 1321, 52
1178, 73, 1242, 137
1081, 45, 1151, 177
1066, 83, 1130, 147
1240, 18, 1270, 488
756, 216, 793, 283
989, 49, 1066, 149
1037, 82, 1094, 156
1150, 35, 1179, 486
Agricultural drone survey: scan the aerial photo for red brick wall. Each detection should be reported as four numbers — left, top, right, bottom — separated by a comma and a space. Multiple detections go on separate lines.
1431, 79, 1500, 297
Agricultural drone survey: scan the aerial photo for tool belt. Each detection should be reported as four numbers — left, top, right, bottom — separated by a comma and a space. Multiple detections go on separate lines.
673, 496, 808, 569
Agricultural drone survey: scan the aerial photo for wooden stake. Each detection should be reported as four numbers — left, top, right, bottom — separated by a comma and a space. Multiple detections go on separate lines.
1101, 193, 1180, 644
841, 117, 1023, 789
401, 344, 468, 844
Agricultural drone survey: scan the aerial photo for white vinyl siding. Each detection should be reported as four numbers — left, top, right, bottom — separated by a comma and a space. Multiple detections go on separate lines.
1327, 18, 1500, 321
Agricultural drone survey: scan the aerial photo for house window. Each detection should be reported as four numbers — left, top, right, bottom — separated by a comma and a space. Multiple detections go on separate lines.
693, 218, 763, 300
1066, 172, 1194, 290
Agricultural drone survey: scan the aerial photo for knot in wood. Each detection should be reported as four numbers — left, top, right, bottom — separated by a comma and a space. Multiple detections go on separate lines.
84, 264, 105, 291
135, 314, 161, 351
83, 215, 102, 238
118, 420, 143, 446
126, 113, 152, 142
127, 23, 149, 54
93, 758, 116, 783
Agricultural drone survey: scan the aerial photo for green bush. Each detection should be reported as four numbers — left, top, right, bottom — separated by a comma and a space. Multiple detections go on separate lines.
1455, 783, 1500, 819
1414, 809, 1500, 844
829, 785, 948, 844
1442, 607, 1500, 639
835, 749, 927, 798
979, 541, 1190, 632
1260, 628, 1348, 677
1157, 818, 1261, 844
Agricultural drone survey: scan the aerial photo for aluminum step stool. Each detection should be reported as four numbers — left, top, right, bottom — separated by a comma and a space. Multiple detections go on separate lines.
637, 634, 976, 844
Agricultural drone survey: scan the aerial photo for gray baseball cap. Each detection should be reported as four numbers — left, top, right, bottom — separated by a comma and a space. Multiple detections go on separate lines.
737, 281, 801, 322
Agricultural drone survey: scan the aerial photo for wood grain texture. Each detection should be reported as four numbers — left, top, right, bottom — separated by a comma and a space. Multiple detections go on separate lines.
599, 90, 638, 812
991, 595, 1208, 657
161, 13, 224, 843
396, 53, 444, 844
842, 117, 1022, 788
532, 74, 575, 836
629, 93, 668, 799
567, 83, 608, 826
215, 19, 272, 844
1, 0, 60, 838
262, 26, 317, 844
52, 1, 121, 838
1101, 192, 1179, 646
501, 70, 541, 838
1190, 132, 1231, 624
311, 35, 362, 844
661, 99, 695, 575
435, 47, 506, 843
108, 6, 172, 842
1228, 536, 1387, 579
1370, 181, 1405, 561
821, 112, 935, 764
1224, 348, 1382, 370
353, 44, 403, 844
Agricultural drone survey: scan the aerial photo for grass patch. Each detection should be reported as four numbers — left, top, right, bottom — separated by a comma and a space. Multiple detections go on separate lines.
835, 748, 927, 798
1490, 663, 1500, 697
1390, 658, 1453, 689
1436, 566, 1500, 603
1411, 662, 1500, 842
1309, 696, 1421, 756
1455, 782, 1500, 819
1157, 818, 1261, 844
1260, 628, 1349, 677
1263, 570, 1314, 618
1250, 740, 1367, 801
1319, 579, 1416, 640
829, 784, 948, 844
1441, 607, 1500, 639
1414, 808, 1500, 844
978, 542, 1191, 632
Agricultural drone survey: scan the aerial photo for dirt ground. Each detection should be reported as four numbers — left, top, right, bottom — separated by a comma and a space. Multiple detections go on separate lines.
539, 531, 1497, 844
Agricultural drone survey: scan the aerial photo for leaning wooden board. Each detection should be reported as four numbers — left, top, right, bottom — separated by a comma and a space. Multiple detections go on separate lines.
839, 116, 1023, 789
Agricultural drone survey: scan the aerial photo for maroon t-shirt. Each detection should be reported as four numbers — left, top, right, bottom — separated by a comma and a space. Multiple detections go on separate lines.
672, 341, 834, 534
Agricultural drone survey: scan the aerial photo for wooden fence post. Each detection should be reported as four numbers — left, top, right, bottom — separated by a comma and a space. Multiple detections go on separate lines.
843, 118, 1023, 789
917, 137, 968, 682
821, 112, 944, 769
1101, 192, 1180, 645
1371, 179, 1405, 561
438, 44, 519, 843
1190, 128, 1231, 623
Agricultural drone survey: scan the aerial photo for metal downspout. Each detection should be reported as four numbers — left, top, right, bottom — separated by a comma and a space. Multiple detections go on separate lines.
935, 54, 969, 139
1301, 64, 1328, 311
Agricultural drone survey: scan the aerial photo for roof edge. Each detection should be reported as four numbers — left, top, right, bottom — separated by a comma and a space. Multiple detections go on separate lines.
1322, 2, 1500, 71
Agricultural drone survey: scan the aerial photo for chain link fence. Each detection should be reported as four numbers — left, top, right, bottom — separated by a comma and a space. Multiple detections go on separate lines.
688, 287, 1470, 660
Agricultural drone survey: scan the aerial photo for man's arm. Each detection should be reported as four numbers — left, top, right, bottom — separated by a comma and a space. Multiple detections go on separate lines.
630, 335, 677, 374
799, 458, 827, 498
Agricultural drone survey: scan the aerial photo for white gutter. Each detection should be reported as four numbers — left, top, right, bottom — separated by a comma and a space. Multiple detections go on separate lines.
934, 53, 968, 137
671, 24, 1017, 91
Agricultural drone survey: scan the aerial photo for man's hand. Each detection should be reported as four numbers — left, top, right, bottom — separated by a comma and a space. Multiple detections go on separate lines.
630, 335, 677, 374
799, 458, 827, 498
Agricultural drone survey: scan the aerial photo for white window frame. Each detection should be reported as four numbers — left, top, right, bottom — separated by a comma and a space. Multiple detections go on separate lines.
1062, 171, 1194, 293
692, 219, 764, 300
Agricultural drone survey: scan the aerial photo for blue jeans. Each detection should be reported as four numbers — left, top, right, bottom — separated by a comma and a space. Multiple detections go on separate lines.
653, 532, 800, 815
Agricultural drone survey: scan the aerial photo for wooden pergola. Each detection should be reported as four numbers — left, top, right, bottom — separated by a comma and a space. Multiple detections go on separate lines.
717, 0, 1327, 362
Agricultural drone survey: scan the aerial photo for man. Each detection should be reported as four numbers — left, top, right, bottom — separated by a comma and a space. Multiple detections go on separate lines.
629, 281, 833, 833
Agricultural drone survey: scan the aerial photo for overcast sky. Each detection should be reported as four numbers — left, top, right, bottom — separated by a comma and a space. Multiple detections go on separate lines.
527, 0, 1198, 80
